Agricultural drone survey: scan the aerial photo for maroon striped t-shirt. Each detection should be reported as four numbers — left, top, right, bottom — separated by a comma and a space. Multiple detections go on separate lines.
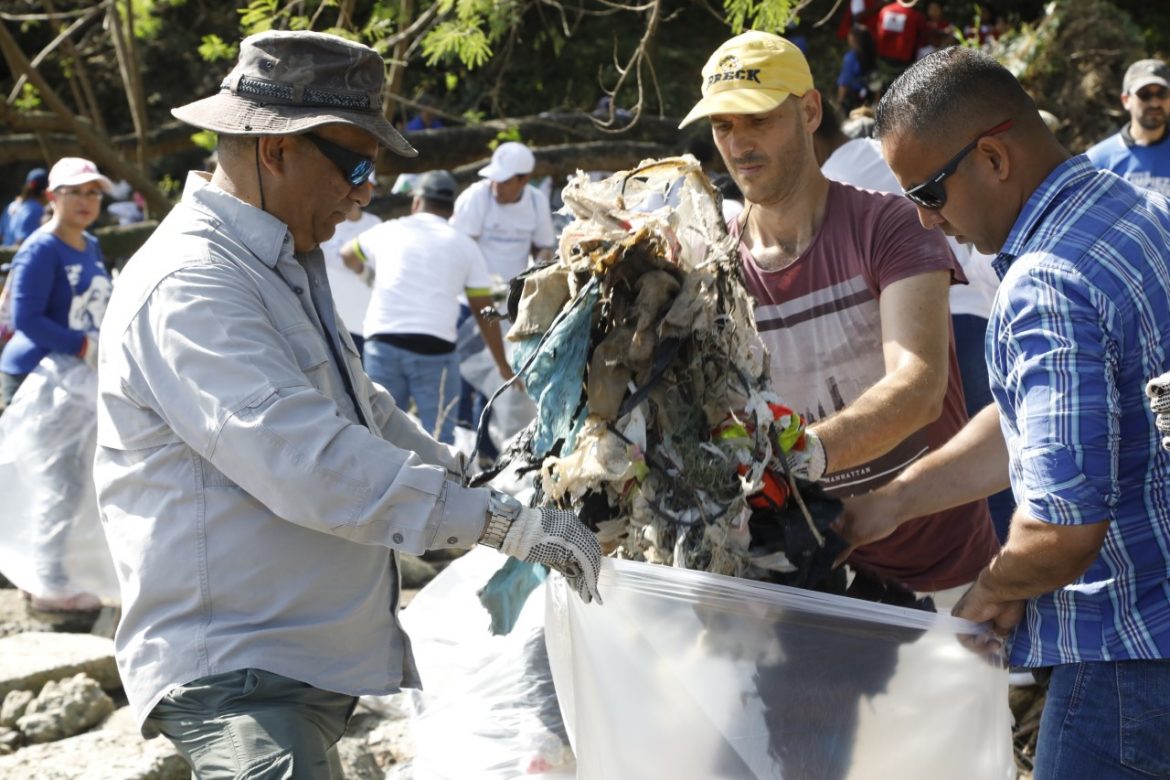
731, 180, 998, 591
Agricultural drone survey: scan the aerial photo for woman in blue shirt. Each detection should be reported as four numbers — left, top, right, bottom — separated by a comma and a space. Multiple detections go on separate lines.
0, 158, 112, 613
1, 158, 112, 405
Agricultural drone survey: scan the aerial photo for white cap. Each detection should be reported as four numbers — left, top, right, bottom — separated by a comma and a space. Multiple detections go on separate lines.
478, 142, 535, 182
47, 157, 114, 193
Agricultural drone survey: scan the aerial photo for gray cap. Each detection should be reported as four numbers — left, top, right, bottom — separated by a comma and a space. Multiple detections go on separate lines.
1123, 59, 1170, 95
417, 170, 457, 203
172, 30, 416, 157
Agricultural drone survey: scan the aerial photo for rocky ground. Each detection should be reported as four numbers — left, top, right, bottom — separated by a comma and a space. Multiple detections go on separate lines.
0, 553, 449, 780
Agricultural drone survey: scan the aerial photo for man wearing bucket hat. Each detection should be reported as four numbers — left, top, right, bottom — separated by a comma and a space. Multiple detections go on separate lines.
681, 31, 997, 603
341, 169, 515, 445
1085, 58, 1170, 196
93, 31, 600, 778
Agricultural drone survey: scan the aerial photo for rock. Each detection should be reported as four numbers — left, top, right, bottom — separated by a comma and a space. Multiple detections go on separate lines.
0, 705, 188, 780
0, 589, 101, 638
0, 727, 22, 754
399, 554, 438, 589
90, 606, 122, 640
0, 631, 118, 700
368, 717, 417, 768
17, 674, 116, 743
0, 689, 33, 727
336, 733, 383, 780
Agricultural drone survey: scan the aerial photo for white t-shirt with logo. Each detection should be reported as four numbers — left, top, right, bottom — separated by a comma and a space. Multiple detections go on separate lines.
450, 179, 555, 283
358, 212, 493, 343
322, 210, 381, 336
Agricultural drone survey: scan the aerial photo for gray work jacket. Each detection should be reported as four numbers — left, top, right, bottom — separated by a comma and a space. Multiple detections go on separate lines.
95, 173, 490, 731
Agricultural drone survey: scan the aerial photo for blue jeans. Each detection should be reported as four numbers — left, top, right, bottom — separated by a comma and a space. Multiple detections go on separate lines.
363, 338, 461, 444
1034, 660, 1170, 779
952, 314, 1015, 542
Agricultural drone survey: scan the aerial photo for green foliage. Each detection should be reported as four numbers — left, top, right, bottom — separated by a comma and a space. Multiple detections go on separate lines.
722, 0, 796, 34
157, 174, 183, 197
240, 0, 280, 34
191, 130, 219, 152
197, 34, 237, 62
121, 0, 187, 40
421, 20, 493, 68
13, 83, 41, 112
489, 126, 522, 150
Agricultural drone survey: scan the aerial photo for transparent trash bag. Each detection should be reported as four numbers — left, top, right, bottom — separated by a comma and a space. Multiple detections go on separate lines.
0, 354, 118, 599
545, 559, 1014, 780
400, 547, 575, 779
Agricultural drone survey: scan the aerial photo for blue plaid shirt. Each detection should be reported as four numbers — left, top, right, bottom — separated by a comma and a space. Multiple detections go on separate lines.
988, 155, 1170, 666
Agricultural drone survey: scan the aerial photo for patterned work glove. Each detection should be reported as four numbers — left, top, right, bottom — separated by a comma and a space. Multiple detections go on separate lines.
1146, 372, 1170, 452
479, 493, 602, 604
787, 428, 828, 483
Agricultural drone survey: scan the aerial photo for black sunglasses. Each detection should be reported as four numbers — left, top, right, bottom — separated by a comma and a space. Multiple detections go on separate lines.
1136, 86, 1169, 102
303, 133, 375, 187
903, 118, 1014, 210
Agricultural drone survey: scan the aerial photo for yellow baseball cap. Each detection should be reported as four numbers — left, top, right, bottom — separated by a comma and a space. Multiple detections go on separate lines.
678, 31, 813, 128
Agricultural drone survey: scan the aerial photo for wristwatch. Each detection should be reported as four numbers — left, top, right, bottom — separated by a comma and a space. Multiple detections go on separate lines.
478, 491, 524, 549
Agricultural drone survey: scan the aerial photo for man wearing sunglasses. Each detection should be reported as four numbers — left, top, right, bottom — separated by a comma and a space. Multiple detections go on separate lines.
1085, 58, 1170, 197
680, 31, 998, 606
844, 47, 1170, 778
92, 30, 601, 779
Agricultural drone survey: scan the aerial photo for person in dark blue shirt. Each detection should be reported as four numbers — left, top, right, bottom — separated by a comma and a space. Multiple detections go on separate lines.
404, 94, 444, 131
0, 168, 49, 247
837, 25, 876, 112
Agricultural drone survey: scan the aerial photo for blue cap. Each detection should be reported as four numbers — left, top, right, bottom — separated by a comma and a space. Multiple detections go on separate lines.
26, 168, 48, 187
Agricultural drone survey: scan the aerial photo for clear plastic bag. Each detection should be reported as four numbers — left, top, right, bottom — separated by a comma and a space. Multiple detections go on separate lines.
0, 354, 118, 600
545, 559, 1014, 780
400, 547, 575, 779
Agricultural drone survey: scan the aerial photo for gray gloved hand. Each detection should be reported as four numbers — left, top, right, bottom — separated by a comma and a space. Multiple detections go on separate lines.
501, 506, 603, 604
1147, 372, 1170, 452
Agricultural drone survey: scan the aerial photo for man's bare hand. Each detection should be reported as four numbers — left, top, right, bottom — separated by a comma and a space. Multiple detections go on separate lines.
953, 580, 1026, 638
833, 489, 906, 566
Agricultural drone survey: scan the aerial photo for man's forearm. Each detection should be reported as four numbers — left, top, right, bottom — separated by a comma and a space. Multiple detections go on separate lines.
468, 295, 512, 379
883, 403, 1011, 521
811, 362, 946, 474
978, 513, 1109, 602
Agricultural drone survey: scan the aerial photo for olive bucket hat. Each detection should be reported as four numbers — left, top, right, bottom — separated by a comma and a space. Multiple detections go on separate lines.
172, 30, 416, 158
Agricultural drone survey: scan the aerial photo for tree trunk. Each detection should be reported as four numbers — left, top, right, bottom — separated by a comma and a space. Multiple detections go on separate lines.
384, 0, 415, 126
0, 20, 171, 217
387, 113, 687, 174
41, 0, 107, 135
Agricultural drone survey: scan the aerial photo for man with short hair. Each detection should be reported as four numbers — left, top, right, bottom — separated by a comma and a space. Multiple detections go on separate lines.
341, 170, 514, 444
1085, 58, 1170, 196
849, 46, 1170, 777
451, 141, 555, 284
93, 31, 600, 779
680, 31, 997, 603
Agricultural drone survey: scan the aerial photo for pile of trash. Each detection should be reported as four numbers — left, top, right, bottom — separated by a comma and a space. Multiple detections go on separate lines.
474, 156, 844, 585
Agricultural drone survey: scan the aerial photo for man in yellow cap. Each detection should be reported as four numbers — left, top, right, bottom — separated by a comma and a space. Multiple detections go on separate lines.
681, 31, 997, 606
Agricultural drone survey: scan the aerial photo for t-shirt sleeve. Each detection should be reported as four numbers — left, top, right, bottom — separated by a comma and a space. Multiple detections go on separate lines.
867, 192, 964, 291
462, 237, 493, 293
450, 187, 486, 239
355, 223, 386, 267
